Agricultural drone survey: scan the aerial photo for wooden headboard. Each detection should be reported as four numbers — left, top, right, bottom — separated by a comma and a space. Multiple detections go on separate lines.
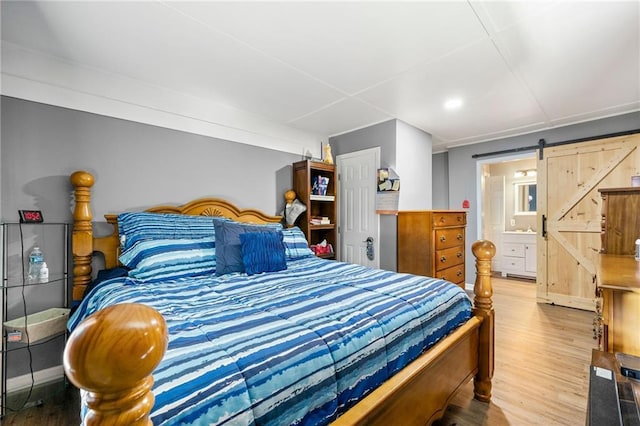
70, 170, 282, 303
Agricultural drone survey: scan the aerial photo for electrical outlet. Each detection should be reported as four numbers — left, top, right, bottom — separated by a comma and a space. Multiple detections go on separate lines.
510, 218, 516, 227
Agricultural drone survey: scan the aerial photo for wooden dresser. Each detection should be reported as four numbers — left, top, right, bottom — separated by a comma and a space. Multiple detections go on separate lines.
397, 210, 466, 288
595, 187, 640, 356
595, 255, 640, 356
599, 187, 640, 255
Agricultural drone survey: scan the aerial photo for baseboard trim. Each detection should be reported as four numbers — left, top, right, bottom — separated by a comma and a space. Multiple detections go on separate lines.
6, 365, 64, 394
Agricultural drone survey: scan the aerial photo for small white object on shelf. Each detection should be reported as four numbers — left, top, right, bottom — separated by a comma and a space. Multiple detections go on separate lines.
39, 262, 49, 283
3, 308, 70, 343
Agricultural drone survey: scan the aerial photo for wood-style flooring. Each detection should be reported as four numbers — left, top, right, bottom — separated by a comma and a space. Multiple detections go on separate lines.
2, 276, 595, 425
435, 276, 595, 425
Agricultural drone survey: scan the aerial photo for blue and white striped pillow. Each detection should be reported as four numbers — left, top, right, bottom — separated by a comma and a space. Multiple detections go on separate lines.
281, 227, 315, 260
119, 238, 216, 283
117, 212, 216, 251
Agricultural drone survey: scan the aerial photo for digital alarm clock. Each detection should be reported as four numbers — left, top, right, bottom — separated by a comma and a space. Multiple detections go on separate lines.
18, 210, 44, 223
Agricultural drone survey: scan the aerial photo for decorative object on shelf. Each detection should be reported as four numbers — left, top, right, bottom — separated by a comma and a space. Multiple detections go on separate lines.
18, 210, 43, 223
312, 176, 329, 196
323, 143, 334, 165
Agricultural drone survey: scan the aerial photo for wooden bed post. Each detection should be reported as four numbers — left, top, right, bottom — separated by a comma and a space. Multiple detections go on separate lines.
70, 171, 95, 302
64, 303, 168, 425
472, 240, 496, 403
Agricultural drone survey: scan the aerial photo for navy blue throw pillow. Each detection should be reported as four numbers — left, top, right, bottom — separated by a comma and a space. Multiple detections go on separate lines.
239, 231, 287, 275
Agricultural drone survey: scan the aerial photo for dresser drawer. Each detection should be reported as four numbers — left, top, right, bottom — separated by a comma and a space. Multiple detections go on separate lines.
435, 228, 465, 250
433, 212, 466, 228
503, 242, 525, 258
436, 264, 465, 284
435, 246, 465, 271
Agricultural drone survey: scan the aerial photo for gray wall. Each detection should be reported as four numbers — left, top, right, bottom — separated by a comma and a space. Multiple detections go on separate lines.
330, 119, 433, 272
330, 120, 398, 271
1, 96, 300, 379
432, 152, 449, 209
447, 111, 640, 284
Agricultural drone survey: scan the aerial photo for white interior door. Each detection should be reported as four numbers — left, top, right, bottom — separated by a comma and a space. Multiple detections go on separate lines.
485, 175, 505, 272
337, 148, 380, 268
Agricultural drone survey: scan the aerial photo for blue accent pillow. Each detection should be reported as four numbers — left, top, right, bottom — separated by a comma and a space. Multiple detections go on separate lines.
119, 238, 216, 282
281, 227, 315, 260
239, 232, 287, 275
117, 212, 217, 251
213, 219, 283, 276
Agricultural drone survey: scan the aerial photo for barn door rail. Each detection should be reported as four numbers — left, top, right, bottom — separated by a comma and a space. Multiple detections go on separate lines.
471, 129, 640, 160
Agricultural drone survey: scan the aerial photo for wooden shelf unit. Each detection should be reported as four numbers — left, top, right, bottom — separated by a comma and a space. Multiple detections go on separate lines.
292, 160, 337, 259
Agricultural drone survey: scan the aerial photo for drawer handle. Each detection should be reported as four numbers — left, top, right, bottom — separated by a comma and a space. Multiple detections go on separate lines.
456, 270, 463, 276
440, 256, 447, 263
440, 235, 446, 242
457, 252, 462, 258
456, 234, 463, 241
439, 216, 446, 223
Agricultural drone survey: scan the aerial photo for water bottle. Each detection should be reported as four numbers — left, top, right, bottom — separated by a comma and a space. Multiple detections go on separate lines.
28, 246, 44, 283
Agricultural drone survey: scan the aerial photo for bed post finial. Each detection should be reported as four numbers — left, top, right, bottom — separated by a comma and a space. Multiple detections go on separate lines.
472, 240, 495, 403
70, 171, 95, 302
64, 303, 168, 425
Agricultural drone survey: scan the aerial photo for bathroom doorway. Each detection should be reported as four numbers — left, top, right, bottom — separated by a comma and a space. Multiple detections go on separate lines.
477, 153, 537, 280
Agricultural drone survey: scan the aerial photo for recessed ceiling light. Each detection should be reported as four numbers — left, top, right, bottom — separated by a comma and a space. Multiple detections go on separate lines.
444, 98, 463, 110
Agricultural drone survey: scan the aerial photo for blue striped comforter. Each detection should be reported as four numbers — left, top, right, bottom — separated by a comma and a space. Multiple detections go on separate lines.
69, 257, 471, 425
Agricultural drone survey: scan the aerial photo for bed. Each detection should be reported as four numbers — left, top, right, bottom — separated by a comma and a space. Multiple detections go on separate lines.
63, 170, 495, 425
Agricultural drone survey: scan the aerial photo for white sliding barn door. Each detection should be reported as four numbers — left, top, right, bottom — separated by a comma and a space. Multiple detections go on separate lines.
537, 133, 640, 310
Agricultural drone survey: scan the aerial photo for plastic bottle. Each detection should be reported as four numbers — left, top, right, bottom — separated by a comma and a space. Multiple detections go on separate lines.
635, 239, 640, 261
28, 246, 44, 283
39, 262, 49, 283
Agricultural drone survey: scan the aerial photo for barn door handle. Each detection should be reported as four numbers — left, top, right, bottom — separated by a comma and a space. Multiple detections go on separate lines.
542, 214, 547, 238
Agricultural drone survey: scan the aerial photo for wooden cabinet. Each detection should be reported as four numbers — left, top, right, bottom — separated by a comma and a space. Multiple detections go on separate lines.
292, 160, 337, 259
595, 255, 640, 356
397, 210, 466, 288
599, 187, 640, 255
595, 187, 640, 356
501, 232, 536, 279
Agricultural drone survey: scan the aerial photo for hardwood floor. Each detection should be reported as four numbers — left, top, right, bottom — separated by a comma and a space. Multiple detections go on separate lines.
435, 276, 595, 425
1, 380, 79, 425
1, 277, 595, 425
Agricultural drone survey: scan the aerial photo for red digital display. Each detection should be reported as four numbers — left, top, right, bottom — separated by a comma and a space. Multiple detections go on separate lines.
19, 210, 43, 223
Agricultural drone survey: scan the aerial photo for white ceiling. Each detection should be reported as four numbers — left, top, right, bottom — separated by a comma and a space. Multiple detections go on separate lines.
2, 1, 639, 152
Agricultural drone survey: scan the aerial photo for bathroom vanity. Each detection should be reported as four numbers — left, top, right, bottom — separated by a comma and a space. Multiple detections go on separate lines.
501, 231, 536, 279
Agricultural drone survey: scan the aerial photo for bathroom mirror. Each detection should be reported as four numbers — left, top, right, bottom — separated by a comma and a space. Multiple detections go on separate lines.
514, 182, 537, 214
